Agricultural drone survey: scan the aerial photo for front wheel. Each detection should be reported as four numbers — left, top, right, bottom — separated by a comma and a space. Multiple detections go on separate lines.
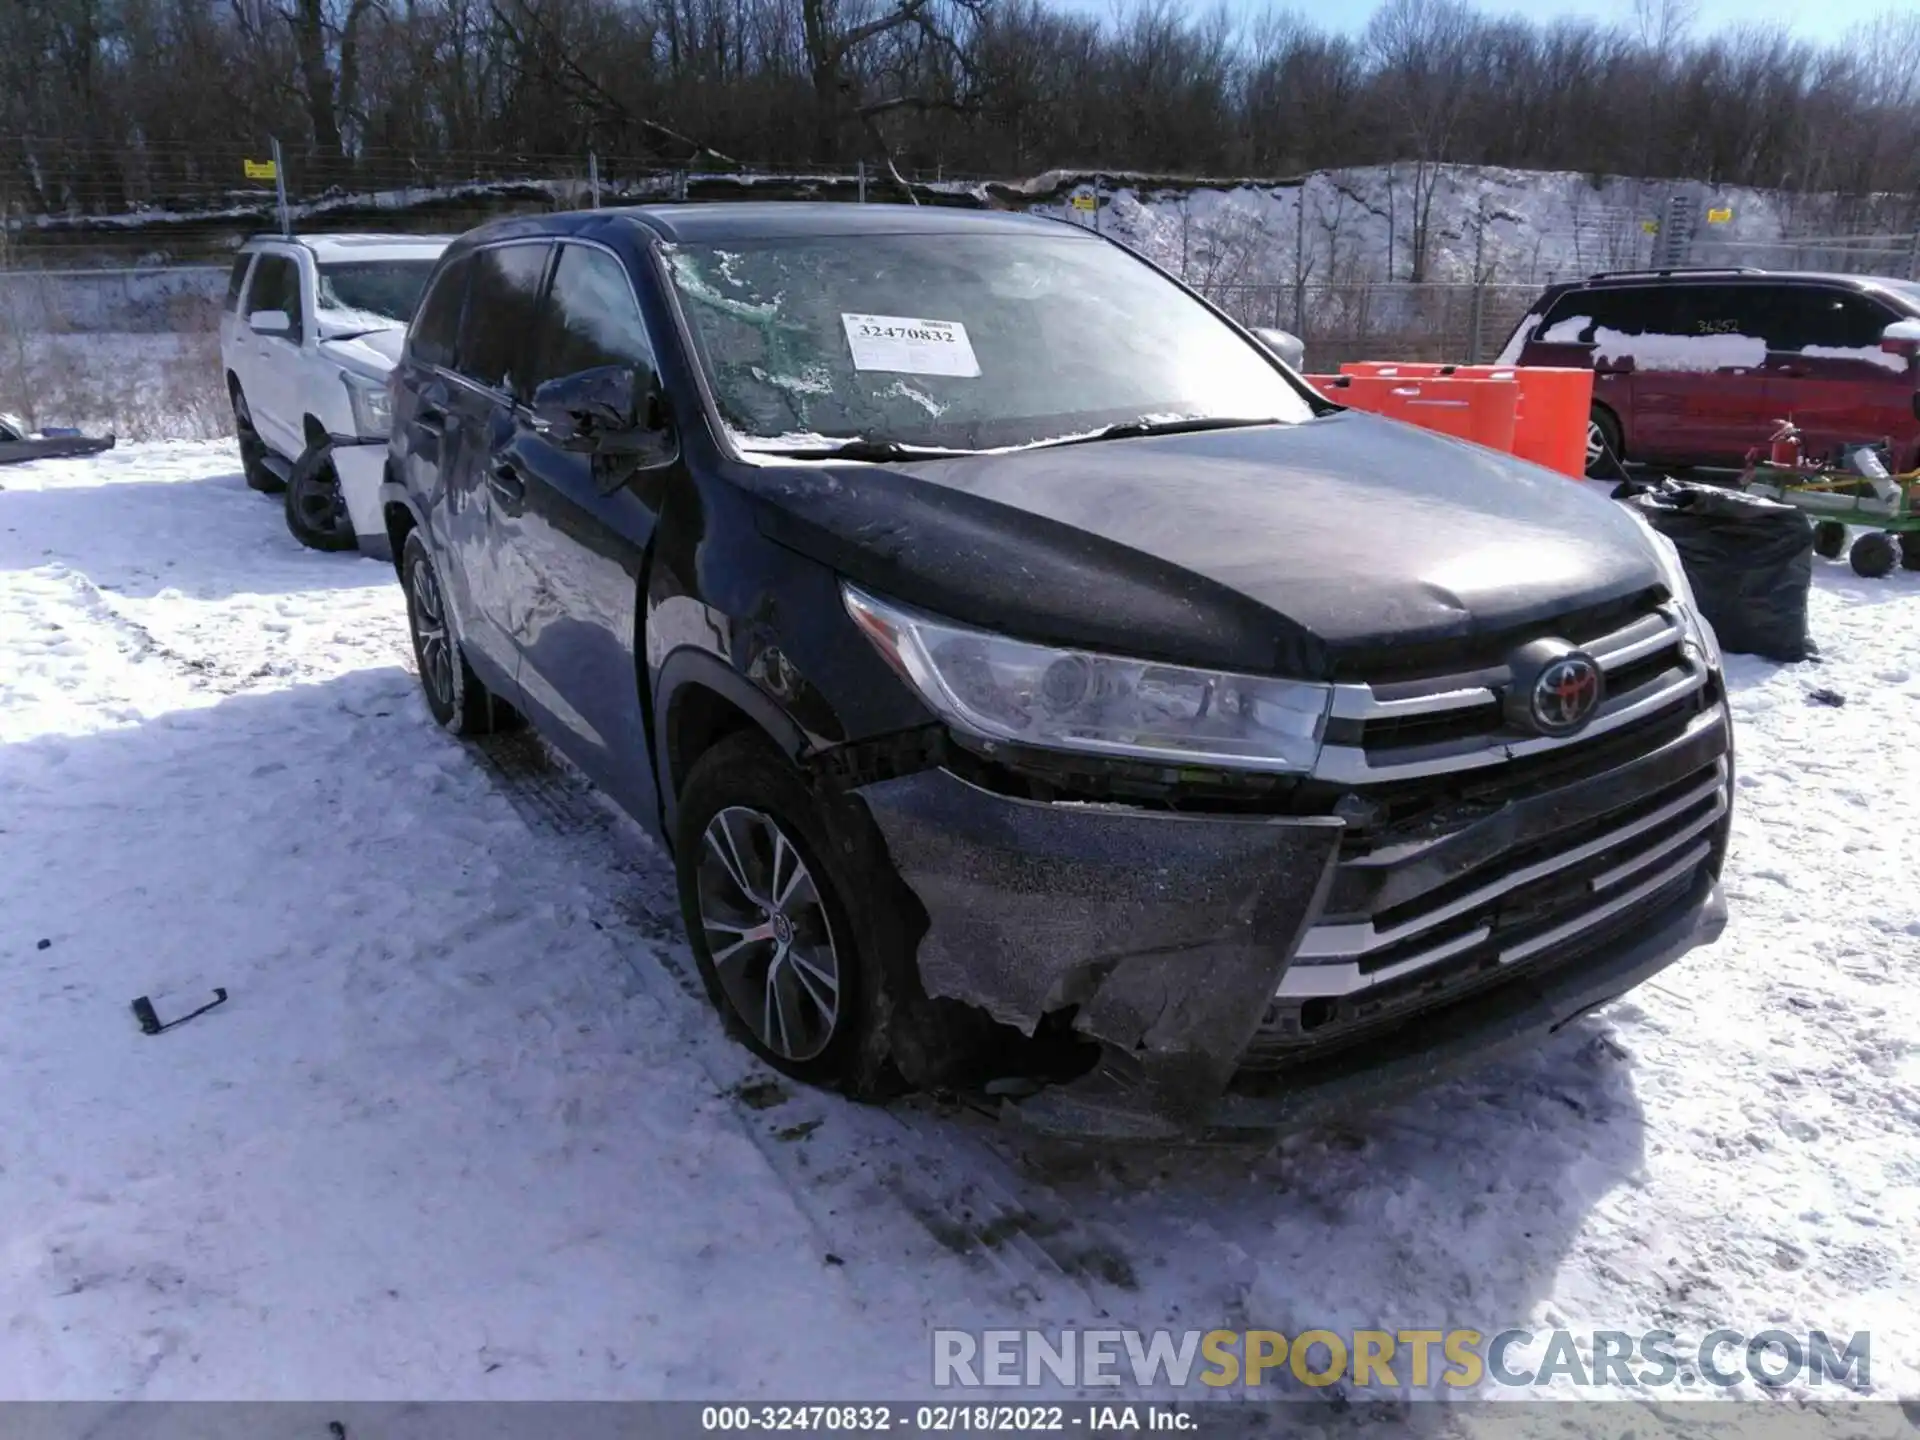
674, 731, 896, 1096
283, 442, 357, 552
399, 531, 519, 735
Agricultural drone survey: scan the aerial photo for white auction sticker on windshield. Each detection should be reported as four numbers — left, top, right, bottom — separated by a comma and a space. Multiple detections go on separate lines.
840, 314, 980, 377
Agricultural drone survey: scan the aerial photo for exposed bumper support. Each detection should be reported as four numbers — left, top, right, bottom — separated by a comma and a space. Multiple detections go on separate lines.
1206, 873, 1725, 1139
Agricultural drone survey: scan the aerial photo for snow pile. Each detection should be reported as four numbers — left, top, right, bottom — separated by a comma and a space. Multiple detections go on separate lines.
0, 443, 1917, 1407
1029, 165, 1886, 292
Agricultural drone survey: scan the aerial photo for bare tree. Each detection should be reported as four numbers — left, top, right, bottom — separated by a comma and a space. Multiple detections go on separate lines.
1364, 0, 1476, 280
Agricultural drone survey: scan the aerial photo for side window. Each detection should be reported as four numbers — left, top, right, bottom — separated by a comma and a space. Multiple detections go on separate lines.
1683, 285, 1789, 346
247, 254, 304, 344
527, 244, 655, 390
1538, 290, 1605, 343
456, 243, 552, 395
1779, 289, 1895, 352
224, 254, 254, 313
1540, 287, 1669, 342
1609, 286, 1685, 336
409, 257, 471, 369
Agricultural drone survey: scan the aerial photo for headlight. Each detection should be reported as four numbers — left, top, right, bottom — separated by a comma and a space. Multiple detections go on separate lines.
1623, 507, 1721, 668
340, 370, 392, 440
843, 585, 1333, 773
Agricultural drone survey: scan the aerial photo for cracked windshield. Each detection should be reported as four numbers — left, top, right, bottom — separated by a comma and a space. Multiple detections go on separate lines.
665, 233, 1315, 453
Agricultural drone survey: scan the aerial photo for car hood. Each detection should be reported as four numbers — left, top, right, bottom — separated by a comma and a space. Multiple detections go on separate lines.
317, 326, 404, 379
747, 411, 1667, 680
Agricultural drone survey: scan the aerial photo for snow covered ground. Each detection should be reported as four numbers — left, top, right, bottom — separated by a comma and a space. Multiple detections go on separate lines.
1, 441, 1917, 1409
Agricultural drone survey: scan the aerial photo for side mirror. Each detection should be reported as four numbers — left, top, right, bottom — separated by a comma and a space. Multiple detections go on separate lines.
1252, 327, 1306, 370
249, 309, 292, 336
531, 364, 677, 481
1880, 319, 1920, 359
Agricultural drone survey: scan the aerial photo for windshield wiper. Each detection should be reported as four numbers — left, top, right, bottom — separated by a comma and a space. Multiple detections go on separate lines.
749, 437, 977, 462
1025, 415, 1280, 450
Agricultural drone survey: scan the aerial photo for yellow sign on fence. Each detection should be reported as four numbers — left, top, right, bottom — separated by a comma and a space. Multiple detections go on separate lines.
1641, 219, 1660, 234
1706, 206, 1733, 224
1070, 195, 1097, 212
244, 159, 278, 181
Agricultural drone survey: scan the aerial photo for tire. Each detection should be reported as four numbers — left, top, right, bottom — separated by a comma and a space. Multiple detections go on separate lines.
1849, 531, 1896, 579
400, 530, 519, 735
1586, 405, 1624, 478
1900, 533, 1920, 572
283, 442, 357, 552
231, 385, 282, 494
674, 730, 897, 1097
1813, 521, 1848, 560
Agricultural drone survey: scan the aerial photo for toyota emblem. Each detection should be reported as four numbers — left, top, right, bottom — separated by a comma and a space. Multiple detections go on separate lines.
1502, 639, 1606, 737
1530, 653, 1602, 734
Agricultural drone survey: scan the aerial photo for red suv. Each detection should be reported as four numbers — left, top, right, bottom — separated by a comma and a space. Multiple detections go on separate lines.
1497, 268, 1920, 476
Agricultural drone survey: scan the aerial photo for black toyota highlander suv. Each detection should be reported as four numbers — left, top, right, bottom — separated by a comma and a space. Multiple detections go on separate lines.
381, 203, 1733, 1140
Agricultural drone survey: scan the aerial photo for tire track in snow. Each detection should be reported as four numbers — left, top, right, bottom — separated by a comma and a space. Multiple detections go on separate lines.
468, 726, 1154, 1338
35, 563, 272, 695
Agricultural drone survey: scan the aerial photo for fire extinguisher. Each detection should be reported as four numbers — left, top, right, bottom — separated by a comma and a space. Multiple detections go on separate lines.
1768, 419, 1802, 469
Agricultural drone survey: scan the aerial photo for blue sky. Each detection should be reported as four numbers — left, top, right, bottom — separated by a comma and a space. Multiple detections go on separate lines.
1065, 0, 1895, 45
1391, 0, 1888, 43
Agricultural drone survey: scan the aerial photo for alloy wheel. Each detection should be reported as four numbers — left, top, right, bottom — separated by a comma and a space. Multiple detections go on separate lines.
1586, 418, 1606, 472
408, 553, 454, 710
695, 805, 842, 1062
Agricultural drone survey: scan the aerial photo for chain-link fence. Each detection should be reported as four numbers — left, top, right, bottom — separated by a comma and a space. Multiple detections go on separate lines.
7, 140, 1920, 427
1199, 282, 1543, 368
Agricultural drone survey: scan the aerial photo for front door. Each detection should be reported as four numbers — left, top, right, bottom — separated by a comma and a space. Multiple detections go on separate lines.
487, 240, 669, 820
1763, 287, 1919, 466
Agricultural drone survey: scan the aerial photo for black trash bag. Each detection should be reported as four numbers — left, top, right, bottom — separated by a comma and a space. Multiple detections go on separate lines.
1618, 479, 1814, 662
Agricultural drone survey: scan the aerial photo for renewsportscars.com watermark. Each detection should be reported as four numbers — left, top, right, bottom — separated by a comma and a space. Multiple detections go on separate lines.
933, 1328, 1872, 1392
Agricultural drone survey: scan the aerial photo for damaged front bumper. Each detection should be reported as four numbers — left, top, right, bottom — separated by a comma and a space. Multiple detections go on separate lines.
328, 440, 391, 560
853, 762, 1726, 1142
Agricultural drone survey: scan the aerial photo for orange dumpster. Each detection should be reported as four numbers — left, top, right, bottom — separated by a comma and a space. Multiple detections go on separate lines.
1339, 361, 1454, 380
1448, 364, 1593, 478
1334, 374, 1519, 453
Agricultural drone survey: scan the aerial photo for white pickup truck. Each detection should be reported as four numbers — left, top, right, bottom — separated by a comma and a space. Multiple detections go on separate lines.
218, 233, 449, 555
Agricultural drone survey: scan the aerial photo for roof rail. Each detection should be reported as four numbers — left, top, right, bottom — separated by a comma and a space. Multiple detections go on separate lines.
1583, 266, 1767, 281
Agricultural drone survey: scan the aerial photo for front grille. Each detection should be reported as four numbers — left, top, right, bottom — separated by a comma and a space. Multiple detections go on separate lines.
1281, 750, 1724, 992
1313, 604, 1708, 788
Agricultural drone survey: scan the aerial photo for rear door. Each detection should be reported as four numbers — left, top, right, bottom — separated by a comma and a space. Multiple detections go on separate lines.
1762, 285, 1915, 462
219, 251, 257, 382
1626, 284, 1772, 464
486, 240, 668, 816
393, 252, 471, 541
438, 240, 554, 691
